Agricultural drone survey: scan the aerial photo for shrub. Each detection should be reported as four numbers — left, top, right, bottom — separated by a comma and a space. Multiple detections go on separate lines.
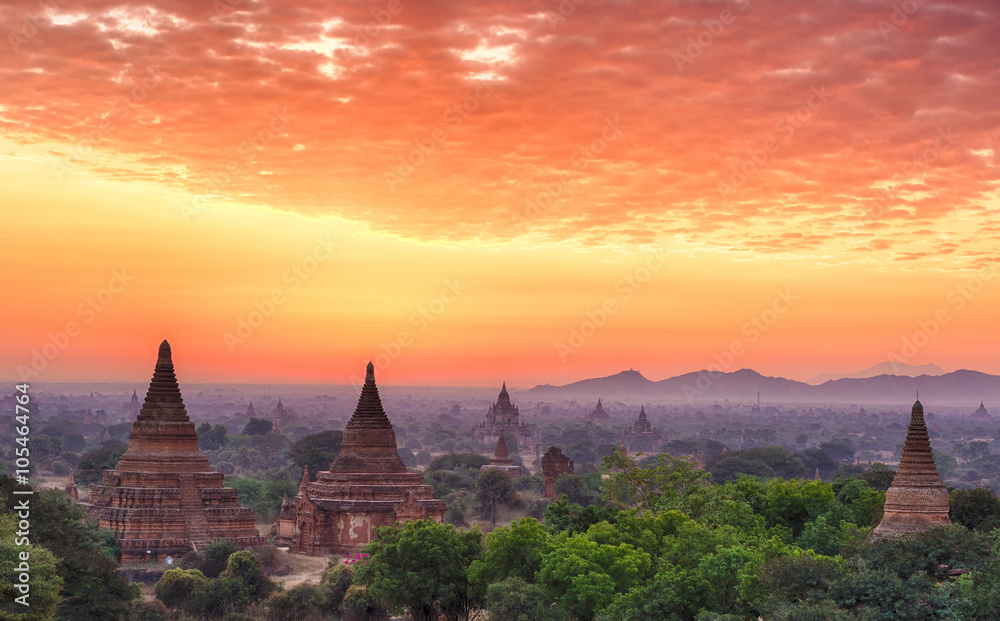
265, 583, 328, 621
342, 585, 389, 621
127, 599, 169, 621
202, 540, 239, 578
323, 563, 355, 615
223, 550, 276, 604
154, 568, 209, 613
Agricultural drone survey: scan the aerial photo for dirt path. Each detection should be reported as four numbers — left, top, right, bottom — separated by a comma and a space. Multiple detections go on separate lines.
273, 551, 339, 590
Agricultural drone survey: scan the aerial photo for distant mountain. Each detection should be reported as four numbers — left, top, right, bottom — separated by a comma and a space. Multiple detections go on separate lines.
808, 362, 946, 385
527, 369, 658, 398
523, 368, 1000, 405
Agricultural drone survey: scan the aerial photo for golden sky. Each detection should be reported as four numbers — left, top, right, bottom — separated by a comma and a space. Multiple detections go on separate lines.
1, 0, 999, 386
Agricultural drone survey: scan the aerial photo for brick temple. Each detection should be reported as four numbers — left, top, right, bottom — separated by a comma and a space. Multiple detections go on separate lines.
474, 382, 533, 449
542, 446, 574, 498
622, 405, 664, 451
872, 399, 951, 537
275, 362, 445, 555
89, 340, 264, 563
586, 398, 609, 421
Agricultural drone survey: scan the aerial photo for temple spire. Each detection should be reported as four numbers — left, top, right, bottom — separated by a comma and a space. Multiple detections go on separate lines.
64, 468, 79, 502
873, 399, 950, 537
136, 339, 190, 423
114, 339, 211, 473
495, 431, 509, 461
328, 363, 406, 474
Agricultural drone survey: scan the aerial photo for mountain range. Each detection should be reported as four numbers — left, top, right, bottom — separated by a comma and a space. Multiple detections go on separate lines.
807, 362, 946, 385
524, 368, 1000, 406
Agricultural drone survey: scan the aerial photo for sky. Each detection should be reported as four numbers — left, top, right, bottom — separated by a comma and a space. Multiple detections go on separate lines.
1, 0, 999, 387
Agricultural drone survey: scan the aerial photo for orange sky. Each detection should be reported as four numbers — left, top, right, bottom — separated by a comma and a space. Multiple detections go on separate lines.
1, 0, 999, 386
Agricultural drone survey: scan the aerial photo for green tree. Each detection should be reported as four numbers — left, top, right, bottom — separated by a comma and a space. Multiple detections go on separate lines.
950, 487, 1000, 531
752, 553, 842, 618
693, 545, 760, 615
860, 463, 895, 491
154, 569, 209, 614
477, 469, 517, 526
469, 517, 551, 587
485, 577, 568, 621
601, 450, 709, 515
537, 532, 652, 621
342, 585, 388, 621
289, 430, 343, 477
321, 563, 355, 616
428, 453, 491, 472
759, 479, 837, 537
196, 423, 228, 451
0, 480, 136, 620
543, 497, 618, 536
358, 520, 483, 621
832, 477, 884, 527
222, 549, 275, 604
554, 473, 601, 506
0, 513, 63, 621
597, 564, 707, 621
265, 583, 328, 621
796, 514, 845, 557
201, 540, 238, 578
242, 417, 273, 436
955, 540, 1000, 620
76, 445, 127, 486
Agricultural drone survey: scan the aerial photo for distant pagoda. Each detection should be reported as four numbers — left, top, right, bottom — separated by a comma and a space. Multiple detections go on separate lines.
119, 389, 140, 423
872, 400, 950, 537
89, 340, 264, 562
972, 401, 989, 420
586, 398, 609, 421
474, 382, 533, 449
480, 431, 522, 479
622, 405, 664, 451
276, 363, 445, 555
246, 401, 256, 418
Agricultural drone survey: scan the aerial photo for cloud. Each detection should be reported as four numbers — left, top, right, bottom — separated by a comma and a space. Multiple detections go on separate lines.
2, 0, 998, 264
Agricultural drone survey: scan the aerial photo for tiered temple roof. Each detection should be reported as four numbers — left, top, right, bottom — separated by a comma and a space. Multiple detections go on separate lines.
623, 404, 663, 450
474, 382, 533, 448
872, 400, 950, 537
277, 363, 445, 555
89, 340, 264, 562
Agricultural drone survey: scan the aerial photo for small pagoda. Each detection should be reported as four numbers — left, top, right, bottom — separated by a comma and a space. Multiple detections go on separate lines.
276, 363, 445, 555
586, 398, 610, 421
89, 340, 264, 562
872, 400, 950, 537
480, 431, 522, 479
622, 405, 664, 451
